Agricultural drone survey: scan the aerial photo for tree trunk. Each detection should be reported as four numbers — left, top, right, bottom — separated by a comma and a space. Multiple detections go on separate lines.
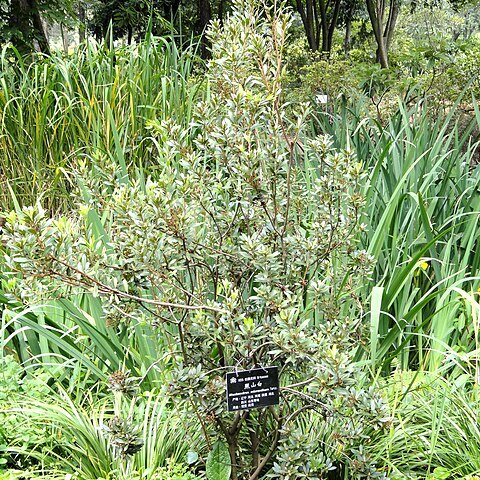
78, 3, 86, 43
218, 0, 226, 25
326, 0, 342, 53
9, 0, 50, 54
376, 42, 388, 68
343, 0, 357, 54
61, 24, 69, 53
365, 0, 389, 68
227, 437, 239, 480
9, 0, 32, 54
307, 0, 319, 50
318, 0, 329, 52
294, 0, 319, 51
29, 0, 50, 53
344, 17, 352, 54
384, 0, 399, 50
198, 0, 212, 58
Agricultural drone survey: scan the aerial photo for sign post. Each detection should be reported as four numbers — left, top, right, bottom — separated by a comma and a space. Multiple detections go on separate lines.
226, 366, 279, 412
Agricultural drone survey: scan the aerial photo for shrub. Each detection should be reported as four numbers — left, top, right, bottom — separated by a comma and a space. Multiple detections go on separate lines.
1, 0, 391, 478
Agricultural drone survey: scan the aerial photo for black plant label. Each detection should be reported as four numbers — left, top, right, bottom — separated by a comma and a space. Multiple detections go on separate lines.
226, 366, 279, 411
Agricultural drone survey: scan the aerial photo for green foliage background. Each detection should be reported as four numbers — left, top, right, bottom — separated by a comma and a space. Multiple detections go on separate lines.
1, 0, 480, 478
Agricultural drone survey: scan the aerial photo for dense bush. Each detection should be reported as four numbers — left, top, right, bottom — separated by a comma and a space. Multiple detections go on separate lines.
285, 24, 480, 122
1, 0, 392, 478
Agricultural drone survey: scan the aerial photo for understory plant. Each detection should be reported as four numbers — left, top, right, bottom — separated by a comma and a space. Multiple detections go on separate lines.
3, 381, 201, 480
312, 94, 480, 376
371, 371, 480, 478
1, 1, 391, 478
0, 356, 51, 472
0, 31, 199, 211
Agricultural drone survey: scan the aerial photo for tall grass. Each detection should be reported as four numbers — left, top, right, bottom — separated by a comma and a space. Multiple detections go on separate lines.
313, 97, 480, 377
0, 33, 201, 389
0, 291, 169, 391
5, 389, 202, 479
0, 34, 201, 211
372, 372, 480, 477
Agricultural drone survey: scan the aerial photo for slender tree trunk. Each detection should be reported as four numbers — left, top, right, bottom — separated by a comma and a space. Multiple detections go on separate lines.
365, 0, 389, 68
294, 0, 318, 51
343, 0, 356, 54
9, 0, 32, 54
227, 437, 239, 480
218, 0, 226, 25
78, 3, 86, 43
318, 0, 329, 52
9, 0, 50, 54
296, 0, 347, 54
29, 0, 50, 53
326, 0, 342, 52
306, 0, 319, 50
313, 0, 321, 48
197, 0, 212, 58
344, 17, 352, 53
61, 24, 69, 53
384, 0, 399, 50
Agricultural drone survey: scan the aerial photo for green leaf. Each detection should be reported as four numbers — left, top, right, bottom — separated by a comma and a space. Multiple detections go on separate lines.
187, 450, 199, 464
431, 467, 450, 479
369, 286, 383, 370
206, 441, 231, 480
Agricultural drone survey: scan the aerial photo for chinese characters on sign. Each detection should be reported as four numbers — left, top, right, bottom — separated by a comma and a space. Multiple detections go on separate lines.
226, 366, 279, 412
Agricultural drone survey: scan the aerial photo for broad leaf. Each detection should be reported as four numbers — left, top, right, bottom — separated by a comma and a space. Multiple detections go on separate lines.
206, 441, 231, 480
